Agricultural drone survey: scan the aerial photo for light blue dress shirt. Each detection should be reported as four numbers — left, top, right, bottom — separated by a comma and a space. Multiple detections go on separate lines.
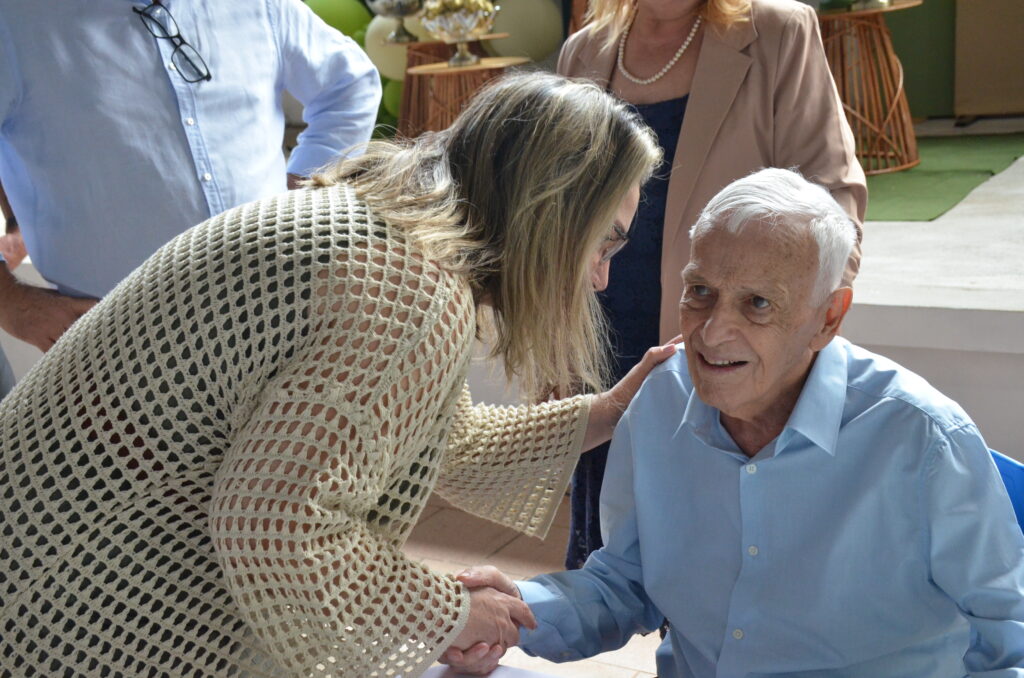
519, 337, 1024, 677
0, 0, 380, 297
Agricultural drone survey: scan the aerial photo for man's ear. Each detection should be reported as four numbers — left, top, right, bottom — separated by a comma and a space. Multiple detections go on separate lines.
811, 286, 853, 350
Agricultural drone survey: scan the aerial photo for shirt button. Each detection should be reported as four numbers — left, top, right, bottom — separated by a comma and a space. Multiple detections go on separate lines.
168, 62, 177, 71
732, 628, 744, 640
747, 545, 759, 556
185, 117, 195, 126
202, 172, 212, 181
745, 464, 757, 474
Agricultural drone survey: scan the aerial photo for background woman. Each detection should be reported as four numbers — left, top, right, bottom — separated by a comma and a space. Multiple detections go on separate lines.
558, 0, 868, 569
0, 74, 668, 677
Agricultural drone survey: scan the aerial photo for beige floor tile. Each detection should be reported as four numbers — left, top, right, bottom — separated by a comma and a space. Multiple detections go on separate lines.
585, 632, 660, 674
418, 504, 444, 523
415, 557, 468, 577
486, 527, 569, 579
425, 491, 454, 510
405, 507, 519, 565
551, 495, 572, 529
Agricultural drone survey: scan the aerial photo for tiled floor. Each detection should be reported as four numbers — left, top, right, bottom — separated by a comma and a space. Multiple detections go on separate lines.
405, 493, 661, 678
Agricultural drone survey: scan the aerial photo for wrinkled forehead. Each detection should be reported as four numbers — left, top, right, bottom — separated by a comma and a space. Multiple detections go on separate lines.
685, 220, 819, 292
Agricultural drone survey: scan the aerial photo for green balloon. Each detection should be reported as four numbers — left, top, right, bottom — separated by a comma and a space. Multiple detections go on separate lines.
352, 27, 367, 48
373, 112, 399, 139
382, 80, 403, 118
306, 0, 372, 38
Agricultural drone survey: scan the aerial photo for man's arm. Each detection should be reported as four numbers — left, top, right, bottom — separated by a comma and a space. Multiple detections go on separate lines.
926, 425, 1024, 674
272, 0, 381, 179
0, 182, 96, 351
444, 410, 665, 673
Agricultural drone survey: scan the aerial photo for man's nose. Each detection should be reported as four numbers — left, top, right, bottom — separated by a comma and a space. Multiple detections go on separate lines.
700, 305, 740, 345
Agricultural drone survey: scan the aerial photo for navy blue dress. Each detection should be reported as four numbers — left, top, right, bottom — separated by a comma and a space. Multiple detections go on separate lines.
566, 95, 688, 569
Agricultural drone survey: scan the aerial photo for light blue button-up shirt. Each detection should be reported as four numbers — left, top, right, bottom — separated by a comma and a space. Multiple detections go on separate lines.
0, 0, 380, 297
519, 337, 1024, 677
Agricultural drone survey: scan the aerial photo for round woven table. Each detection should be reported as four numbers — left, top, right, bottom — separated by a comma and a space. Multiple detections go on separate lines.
818, 0, 922, 174
398, 36, 528, 138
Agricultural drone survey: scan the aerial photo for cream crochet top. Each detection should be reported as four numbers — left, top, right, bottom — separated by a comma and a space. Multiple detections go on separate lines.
0, 185, 591, 677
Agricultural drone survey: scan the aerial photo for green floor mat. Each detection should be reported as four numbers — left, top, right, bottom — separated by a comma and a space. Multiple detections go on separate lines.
865, 132, 1024, 221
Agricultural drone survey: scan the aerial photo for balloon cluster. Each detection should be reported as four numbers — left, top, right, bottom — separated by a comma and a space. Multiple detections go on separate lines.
305, 0, 567, 134
307, 0, 427, 134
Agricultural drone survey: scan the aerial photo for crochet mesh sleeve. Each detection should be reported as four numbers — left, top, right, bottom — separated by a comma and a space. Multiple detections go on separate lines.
436, 387, 592, 540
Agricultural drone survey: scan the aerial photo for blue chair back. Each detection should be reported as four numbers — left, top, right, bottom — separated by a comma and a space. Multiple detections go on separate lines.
992, 450, 1024, 532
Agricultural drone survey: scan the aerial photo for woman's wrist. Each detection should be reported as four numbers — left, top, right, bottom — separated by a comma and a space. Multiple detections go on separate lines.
582, 391, 620, 451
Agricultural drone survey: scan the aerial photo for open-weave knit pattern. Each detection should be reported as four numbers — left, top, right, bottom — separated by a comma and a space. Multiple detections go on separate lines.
0, 185, 591, 677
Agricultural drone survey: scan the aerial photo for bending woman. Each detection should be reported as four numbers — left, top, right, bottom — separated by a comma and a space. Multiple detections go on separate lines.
0, 73, 665, 677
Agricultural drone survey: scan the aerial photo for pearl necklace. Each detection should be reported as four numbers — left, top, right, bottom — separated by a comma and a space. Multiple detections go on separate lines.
617, 11, 702, 86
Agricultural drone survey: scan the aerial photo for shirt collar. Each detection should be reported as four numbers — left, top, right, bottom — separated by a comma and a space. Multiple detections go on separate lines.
779, 337, 849, 456
679, 337, 849, 457
678, 379, 721, 444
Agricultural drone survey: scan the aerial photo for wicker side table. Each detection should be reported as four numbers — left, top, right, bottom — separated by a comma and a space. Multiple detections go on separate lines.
819, 0, 922, 174
399, 37, 528, 137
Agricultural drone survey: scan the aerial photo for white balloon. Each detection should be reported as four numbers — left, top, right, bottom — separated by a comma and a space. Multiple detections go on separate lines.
404, 13, 433, 40
365, 16, 409, 81
485, 0, 564, 62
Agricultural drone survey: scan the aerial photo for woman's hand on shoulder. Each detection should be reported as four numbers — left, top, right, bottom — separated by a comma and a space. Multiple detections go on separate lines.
582, 336, 682, 451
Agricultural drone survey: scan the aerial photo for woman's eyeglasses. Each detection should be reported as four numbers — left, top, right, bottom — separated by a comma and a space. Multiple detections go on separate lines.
600, 223, 630, 262
133, 0, 212, 83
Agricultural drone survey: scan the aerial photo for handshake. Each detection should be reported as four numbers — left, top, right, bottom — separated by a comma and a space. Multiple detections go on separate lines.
440, 566, 532, 675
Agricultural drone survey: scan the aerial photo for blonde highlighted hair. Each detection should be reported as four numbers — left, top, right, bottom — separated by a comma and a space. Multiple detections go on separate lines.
587, 0, 751, 46
312, 73, 661, 400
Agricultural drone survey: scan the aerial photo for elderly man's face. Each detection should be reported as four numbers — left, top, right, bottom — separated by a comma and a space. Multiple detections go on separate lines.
679, 223, 835, 426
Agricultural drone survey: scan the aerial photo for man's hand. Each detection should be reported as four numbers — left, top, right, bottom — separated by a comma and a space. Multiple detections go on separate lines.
0, 276, 96, 351
441, 568, 534, 676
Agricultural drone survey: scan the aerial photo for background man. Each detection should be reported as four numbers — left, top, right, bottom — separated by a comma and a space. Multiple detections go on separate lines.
0, 0, 380, 353
447, 168, 1024, 676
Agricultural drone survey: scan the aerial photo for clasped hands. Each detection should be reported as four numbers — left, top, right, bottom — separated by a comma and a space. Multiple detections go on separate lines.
441, 566, 528, 675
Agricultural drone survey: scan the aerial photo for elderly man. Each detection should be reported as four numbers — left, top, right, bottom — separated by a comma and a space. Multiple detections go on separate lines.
446, 168, 1024, 676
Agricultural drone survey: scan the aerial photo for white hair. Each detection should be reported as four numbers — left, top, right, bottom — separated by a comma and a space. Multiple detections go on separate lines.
689, 168, 857, 304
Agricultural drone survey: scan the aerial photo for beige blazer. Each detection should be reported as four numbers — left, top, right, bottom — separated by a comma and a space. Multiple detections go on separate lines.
558, 0, 867, 341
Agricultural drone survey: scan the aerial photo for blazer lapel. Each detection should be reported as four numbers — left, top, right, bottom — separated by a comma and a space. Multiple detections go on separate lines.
664, 19, 756, 251
570, 30, 617, 86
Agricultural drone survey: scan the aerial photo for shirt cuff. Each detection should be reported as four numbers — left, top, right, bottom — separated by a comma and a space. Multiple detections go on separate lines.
516, 580, 585, 663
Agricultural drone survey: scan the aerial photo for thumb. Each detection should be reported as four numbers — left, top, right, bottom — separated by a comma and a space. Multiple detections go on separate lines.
506, 595, 536, 631
647, 341, 678, 365
456, 566, 517, 596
